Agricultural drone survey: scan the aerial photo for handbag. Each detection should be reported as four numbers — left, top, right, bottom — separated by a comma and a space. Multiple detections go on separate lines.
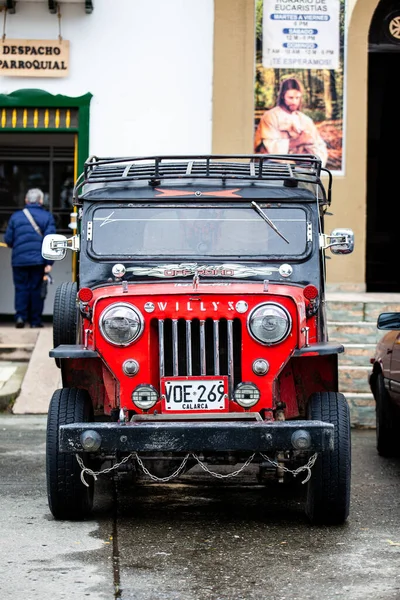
23, 208, 43, 237
41, 272, 53, 299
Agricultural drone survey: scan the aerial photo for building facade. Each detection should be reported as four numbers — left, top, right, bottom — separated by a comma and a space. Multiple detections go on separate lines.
0, 0, 396, 314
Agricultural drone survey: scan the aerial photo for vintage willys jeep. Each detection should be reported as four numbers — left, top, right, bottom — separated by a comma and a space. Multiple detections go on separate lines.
42, 154, 354, 524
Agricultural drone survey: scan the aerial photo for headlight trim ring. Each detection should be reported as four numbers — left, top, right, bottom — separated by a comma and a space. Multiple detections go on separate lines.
99, 302, 144, 347
247, 301, 292, 346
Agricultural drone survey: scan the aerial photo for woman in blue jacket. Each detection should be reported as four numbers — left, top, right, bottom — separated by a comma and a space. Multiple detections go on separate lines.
4, 188, 56, 328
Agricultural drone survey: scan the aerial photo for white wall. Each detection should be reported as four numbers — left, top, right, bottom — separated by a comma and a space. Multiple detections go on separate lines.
0, 0, 214, 156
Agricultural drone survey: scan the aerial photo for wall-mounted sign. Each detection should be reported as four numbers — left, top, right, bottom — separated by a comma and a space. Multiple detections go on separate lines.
0, 39, 69, 77
262, 0, 340, 70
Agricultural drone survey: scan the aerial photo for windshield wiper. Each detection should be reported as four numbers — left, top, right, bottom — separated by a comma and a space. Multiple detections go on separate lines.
251, 201, 289, 244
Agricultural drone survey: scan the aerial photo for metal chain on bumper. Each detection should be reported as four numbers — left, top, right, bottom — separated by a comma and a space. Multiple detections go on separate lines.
75, 451, 318, 487
76, 453, 135, 487
259, 452, 318, 483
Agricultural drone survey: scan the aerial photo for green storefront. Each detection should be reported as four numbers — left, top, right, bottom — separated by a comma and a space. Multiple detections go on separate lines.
0, 88, 91, 315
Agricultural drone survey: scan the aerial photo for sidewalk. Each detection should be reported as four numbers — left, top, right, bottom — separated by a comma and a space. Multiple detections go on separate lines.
0, 323, 61, 414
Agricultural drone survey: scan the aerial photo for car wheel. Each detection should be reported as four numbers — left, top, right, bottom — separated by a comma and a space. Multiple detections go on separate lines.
305, 392, 351, 525
46, 387, 94, 520
383, 11, 400, 45
53, 282, 78, 368
375, 373, 400, 457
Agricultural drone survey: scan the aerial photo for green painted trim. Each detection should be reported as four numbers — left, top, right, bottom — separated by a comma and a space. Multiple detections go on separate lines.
0, 88, 92, 174
77, 102, 90, 174
0, 88, 92, 108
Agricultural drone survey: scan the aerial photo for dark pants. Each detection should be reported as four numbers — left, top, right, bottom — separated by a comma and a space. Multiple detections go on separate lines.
12, 265, 45, 326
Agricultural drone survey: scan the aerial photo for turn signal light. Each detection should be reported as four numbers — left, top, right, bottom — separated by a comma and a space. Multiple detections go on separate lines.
303, 285, 318, 301
78, 287, 93, 303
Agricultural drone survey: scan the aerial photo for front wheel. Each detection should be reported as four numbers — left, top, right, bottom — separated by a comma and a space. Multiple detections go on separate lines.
305, 392, 351, 525
46, 387, 94, 520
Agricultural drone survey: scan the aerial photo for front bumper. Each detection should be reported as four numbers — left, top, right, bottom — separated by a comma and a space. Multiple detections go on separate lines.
59, 419, 334, 454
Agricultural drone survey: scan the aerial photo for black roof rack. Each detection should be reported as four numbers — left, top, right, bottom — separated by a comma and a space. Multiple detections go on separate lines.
74, 154, 331, 205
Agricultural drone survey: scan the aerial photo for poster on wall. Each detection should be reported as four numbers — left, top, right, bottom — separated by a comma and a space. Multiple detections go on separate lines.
254, 0, 345, 172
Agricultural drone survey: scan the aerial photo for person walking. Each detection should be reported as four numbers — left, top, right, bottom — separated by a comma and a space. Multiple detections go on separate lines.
4, 188, 56, 328
254, 77, 328, 167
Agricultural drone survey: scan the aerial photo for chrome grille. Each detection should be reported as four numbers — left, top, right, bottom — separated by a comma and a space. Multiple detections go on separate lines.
158, 318, 242, 395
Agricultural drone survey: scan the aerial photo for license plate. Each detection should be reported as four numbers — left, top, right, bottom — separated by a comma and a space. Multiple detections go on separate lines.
161, 376, 228, 412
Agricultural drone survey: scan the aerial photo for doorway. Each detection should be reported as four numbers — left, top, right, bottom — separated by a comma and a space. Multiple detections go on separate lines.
0, 89, 91, 316
0, 132, 75, 235
0, 132, 76, 315
367, 1, 400, 291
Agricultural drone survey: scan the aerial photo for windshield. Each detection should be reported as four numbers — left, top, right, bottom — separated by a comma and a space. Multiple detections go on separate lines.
90, 205, 309, 258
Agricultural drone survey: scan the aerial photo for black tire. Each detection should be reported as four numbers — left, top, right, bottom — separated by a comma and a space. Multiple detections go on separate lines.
305, 392, 351, 525
375, 373, 400, 457
46, 387, 94, 520
53, 281, 78, 368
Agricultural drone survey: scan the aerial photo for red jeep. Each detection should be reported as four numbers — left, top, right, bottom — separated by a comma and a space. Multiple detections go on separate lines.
42, 154, 354, 524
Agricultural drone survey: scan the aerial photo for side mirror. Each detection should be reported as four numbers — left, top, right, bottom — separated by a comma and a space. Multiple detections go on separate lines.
328, 228, 354, 254
42, 234, 80, 261
377, 312, 400, 330
42, 234, 67, 261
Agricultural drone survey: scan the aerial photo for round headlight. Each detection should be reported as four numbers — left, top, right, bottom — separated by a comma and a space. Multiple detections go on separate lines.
100, 303, 144, 346
132, 384, 158, 410
248, 302, 291, 345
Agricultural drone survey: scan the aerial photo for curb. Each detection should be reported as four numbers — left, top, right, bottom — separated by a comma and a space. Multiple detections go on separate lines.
0, 363, 28, 411
12, 327, 61, 414
0, 346, 34, 361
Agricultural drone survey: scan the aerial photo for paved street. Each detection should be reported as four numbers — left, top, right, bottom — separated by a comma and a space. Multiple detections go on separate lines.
1, 415, 400, 600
